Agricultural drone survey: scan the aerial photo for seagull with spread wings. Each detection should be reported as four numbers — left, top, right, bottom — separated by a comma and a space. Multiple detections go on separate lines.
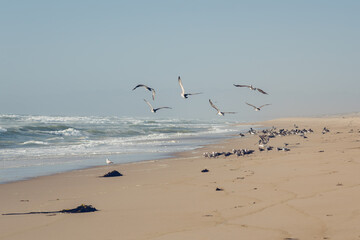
144, 99, 171, 113
209, 99, 236, 116
133, 84, 156, 100
233, 84, 268, 95
245, 102, 271, 111
178, 76, 202, 99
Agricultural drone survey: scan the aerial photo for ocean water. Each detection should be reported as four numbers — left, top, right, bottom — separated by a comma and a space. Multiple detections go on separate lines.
0, 114, 252, 183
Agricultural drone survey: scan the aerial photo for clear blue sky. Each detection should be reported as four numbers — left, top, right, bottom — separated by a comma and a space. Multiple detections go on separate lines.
1, 1, 359, 121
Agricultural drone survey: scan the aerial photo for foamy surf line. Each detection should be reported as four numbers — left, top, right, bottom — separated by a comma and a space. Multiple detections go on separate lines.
0, 114, 256, 183
0, 129, 250, 184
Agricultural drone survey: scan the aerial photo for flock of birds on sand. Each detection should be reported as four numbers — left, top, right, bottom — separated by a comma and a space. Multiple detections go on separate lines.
105, 123, 331, 164
202, 124, 323, 159
132, 76, 271, 115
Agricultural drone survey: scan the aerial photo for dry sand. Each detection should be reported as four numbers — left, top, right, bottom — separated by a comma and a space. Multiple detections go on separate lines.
1, 115, 360, 240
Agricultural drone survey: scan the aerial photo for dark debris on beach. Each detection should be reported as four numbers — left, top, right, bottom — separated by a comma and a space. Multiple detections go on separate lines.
2, 204, 98, 216
102, 170, 123, 177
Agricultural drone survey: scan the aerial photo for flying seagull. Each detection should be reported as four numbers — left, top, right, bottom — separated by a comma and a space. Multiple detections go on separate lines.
245, 102, 271, 111
144, 99, 171, 113
106, 158, 113, 164
178, 76, 202, 99
233, 84, 268, 95
209, 99, 236, 116
133, 84, 156, 100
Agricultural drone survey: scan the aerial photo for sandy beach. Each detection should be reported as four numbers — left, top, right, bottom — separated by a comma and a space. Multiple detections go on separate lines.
1, 115, 360, 240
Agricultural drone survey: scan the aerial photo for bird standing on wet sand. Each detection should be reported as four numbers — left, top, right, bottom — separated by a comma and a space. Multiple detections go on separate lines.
209, 99, 236, 116
178, 76, 202, 99
144, 99, 171, 113
233, 84, 268, 95
246, 102, 271, 111
133, 84, 156, 100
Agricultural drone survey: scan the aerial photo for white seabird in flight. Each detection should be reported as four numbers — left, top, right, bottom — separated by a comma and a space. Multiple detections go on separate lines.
144, 99, 171, 113
178, 76, 202, 99
133, 84, 156, 100
233, 84, 268, 95
106, 158, 113, 164
245, 102, 271, 111
209, 99, 236, 116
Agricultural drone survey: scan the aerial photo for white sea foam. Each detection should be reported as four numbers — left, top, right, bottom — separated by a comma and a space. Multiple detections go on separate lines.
32, 115, 121, 124
0, 126, 7, 133
47, 137, 65, 141
49, 128, 82, 136
22, 140, 49, 145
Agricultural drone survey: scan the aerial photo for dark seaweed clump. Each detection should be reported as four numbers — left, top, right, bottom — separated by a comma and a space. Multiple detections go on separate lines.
103, 170, 123, 177
61, 204, 98, 213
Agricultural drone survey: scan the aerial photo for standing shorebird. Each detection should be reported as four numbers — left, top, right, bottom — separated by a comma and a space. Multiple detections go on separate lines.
209, 99, 236, 116
233, 84, 268, 95
133, 84, 156, 100
245, 102, 271, 111
144, 99, 171, 113
178, 76, 202, 99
